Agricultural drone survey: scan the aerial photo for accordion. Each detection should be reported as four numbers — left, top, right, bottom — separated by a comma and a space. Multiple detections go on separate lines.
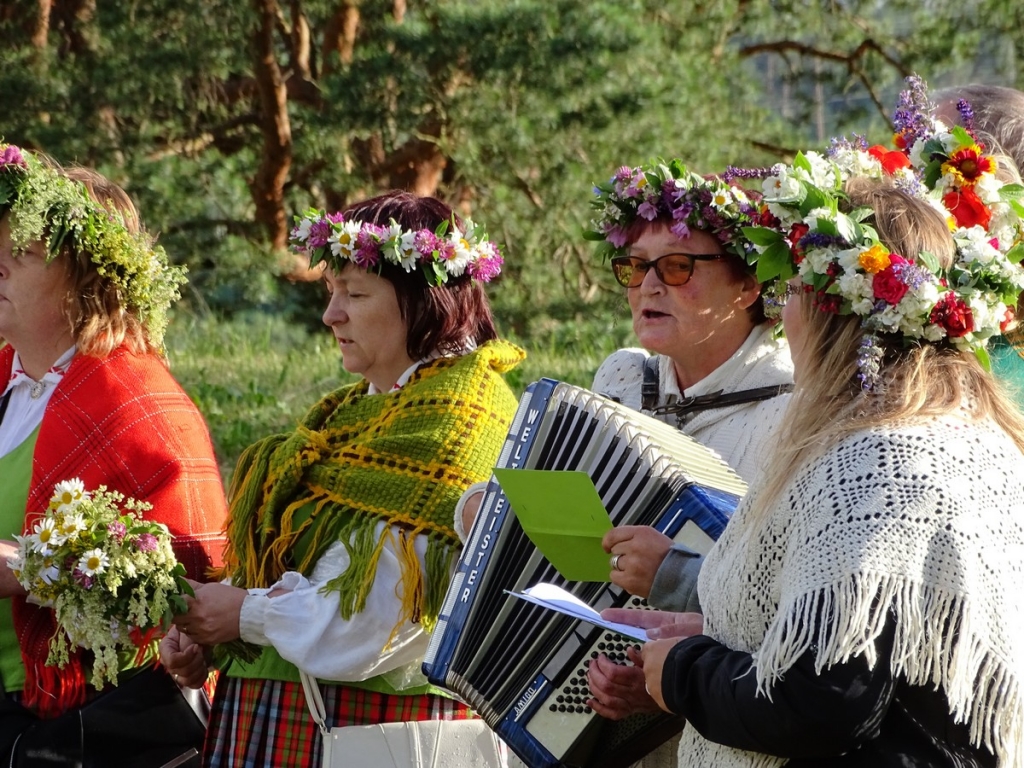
423, 379, 747, 768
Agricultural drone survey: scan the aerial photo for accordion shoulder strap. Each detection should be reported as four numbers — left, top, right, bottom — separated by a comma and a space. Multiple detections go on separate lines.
653, 383, 794, 418
640, 355, 660, 412
641, 354, 792, 418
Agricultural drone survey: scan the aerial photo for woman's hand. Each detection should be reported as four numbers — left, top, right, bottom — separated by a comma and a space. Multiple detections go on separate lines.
586, 647, 662, 720
159, 626, 209, 689
603, 526, 673, 598
593, 608, 703, 713
640, 637, 689, 712
172, 580, 246, 646
0, 540, 27, 599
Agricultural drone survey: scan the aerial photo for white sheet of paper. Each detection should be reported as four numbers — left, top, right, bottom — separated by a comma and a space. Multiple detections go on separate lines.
505, 582, 648, 642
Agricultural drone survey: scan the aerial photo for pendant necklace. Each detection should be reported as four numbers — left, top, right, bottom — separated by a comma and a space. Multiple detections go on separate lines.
29, 380, 46, 399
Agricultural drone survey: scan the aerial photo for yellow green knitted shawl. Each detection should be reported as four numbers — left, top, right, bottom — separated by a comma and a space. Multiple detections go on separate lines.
218, 339, 523, 634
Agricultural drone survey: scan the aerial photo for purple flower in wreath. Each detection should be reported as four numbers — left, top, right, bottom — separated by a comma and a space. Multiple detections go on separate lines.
605, 225, 629, 249
135, 533, 158, 553
72, 568, 95, 589
467, 247, 504, 282
414, 230, 442, 259
892, 75, 933, 151
307, 218, 335, 250
353, 225, 384, 269
956, 98, 975, 133
637, 200, 659, 221
669, 220, 691, 241
0, 145, 27, 170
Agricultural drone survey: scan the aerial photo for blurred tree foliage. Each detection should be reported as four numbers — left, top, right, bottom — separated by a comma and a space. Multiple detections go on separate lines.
0, 0, 1019, 331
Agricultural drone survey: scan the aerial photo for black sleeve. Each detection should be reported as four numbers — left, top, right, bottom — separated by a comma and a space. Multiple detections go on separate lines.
661, 624, 896, 759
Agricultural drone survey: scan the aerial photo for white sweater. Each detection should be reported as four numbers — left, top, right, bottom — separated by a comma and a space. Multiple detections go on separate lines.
591, 324, 793, 485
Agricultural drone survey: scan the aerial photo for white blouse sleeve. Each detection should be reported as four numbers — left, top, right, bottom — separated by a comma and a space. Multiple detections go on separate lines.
237, 519, 432, 683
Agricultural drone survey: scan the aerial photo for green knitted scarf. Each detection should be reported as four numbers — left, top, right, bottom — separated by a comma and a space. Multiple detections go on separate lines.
218, 339, 523, 637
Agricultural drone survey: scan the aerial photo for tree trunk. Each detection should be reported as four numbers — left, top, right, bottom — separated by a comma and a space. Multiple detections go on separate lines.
31, 0, 51, 49
289, 0, 311, 80
322, 1, 359, 74
250, 0, 294, 259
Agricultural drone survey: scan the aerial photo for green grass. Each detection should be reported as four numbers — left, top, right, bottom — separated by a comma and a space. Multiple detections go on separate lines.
164, 308, 635, 486
165, 312, 355, 483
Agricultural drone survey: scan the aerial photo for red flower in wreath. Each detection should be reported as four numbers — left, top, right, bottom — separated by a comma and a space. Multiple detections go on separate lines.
756, 206, 780, 228
941, 146, 995, 187
942, 188, 992, 231
872, 254, 911, 305
815, 291, 842, 314
1001, 307, 1016, 333
868, 145, 912, 175
788, 222, 810, 261
930, 292, 974, 337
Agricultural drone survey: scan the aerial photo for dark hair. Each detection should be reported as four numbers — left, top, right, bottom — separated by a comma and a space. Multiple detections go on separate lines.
340, 191, 499, 359
619, 216, 767, 325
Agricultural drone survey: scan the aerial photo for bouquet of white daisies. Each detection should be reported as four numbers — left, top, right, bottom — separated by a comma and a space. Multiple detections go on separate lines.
7, 479, 191, 688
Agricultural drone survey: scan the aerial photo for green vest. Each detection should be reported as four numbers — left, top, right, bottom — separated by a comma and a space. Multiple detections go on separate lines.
0, 428, 39, 692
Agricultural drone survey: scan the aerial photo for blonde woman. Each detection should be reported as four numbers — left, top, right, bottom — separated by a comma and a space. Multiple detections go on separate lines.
616, 127, 1024, 768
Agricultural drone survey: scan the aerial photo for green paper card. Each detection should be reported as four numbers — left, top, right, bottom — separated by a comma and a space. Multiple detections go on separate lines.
492, 468, 613, 582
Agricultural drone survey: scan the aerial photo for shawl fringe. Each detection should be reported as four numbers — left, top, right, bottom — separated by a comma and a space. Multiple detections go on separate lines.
754, 573, 1023, 767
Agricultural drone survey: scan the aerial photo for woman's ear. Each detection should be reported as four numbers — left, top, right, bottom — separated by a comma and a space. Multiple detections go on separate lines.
737, 273, 762, 311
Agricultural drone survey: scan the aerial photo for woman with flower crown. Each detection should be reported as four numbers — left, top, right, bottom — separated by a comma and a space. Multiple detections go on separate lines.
586, 160, 794, 606
579, 162, 793, 744
161, 190, 521, 767
0, 147, 229, 763
610, 135, 1024, 766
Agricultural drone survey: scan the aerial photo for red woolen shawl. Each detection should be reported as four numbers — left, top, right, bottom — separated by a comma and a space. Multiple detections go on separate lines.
0, 344, 229, 717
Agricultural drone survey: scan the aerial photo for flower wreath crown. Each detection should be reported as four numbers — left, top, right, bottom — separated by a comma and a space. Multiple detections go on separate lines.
582, 159, 761, 264
288, 208, 504, 286
0, 143, 187, 348
741, 76, 1024, 389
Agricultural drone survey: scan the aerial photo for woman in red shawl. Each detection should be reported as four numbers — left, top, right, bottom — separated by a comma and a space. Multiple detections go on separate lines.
0, 144, 228, 766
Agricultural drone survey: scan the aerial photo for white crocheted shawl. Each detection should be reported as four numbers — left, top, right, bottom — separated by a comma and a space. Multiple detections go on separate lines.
678, 415, 1024, 767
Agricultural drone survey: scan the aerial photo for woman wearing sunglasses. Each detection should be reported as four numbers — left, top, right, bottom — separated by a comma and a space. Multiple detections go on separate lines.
587, 162, 793, 599
587, 160, 793, 487
581, 161, 794, 740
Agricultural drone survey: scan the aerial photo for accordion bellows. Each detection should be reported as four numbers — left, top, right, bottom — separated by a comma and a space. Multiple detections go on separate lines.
424, 379, 747, 768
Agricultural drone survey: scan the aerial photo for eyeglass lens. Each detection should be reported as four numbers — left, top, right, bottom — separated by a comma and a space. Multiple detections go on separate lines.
612, 253, 697, 288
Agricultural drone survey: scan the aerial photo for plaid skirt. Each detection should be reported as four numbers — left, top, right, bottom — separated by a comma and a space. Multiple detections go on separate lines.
203, 677, 474, 768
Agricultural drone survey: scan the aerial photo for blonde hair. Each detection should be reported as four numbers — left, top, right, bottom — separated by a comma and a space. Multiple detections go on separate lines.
56, 166, 158, 357
758, 178, 1024, 509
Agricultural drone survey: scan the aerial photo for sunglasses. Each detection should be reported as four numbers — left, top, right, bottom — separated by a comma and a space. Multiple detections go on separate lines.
610, 252, 726, 288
